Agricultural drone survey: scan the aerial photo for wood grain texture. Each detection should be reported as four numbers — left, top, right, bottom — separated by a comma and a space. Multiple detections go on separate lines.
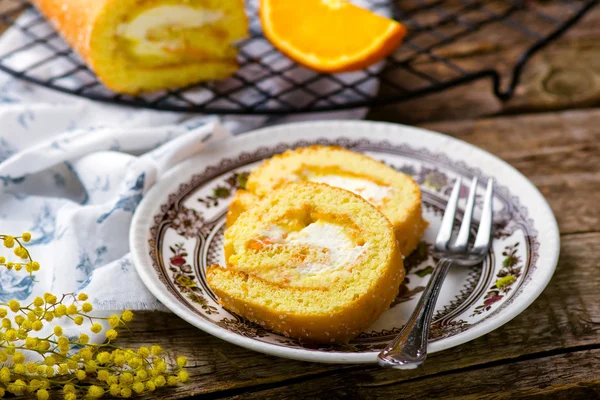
230, 348, 600, 400
369, 4, 600, 124
420, 109, 600, 235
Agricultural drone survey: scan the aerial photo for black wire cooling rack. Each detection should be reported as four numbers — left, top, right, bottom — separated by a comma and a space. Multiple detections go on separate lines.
0, 0, 597, 114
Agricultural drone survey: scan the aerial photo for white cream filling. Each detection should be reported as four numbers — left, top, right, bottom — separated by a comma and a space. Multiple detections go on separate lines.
306, 174, 391, 205
261, 222, 367, 275
117, 6, 224, 56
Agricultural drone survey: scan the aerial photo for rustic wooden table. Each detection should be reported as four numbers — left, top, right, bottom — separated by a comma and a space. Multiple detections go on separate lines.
3, 2, 600, 399
114, 6, 600, 400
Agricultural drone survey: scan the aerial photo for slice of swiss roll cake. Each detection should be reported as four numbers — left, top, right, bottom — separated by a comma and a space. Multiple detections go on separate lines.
225, 189, 260, 228
227, 145, 427, 257
31, 0, 248, 94
207, 182, 404, 343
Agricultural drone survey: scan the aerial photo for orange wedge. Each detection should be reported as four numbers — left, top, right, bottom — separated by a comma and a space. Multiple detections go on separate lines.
259, 0, 407, 73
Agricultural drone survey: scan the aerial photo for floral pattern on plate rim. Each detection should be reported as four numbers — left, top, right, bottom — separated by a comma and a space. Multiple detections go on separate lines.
147, 137, 539, 353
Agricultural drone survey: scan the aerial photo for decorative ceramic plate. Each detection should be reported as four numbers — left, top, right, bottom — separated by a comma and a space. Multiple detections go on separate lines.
130, 121, 559, 364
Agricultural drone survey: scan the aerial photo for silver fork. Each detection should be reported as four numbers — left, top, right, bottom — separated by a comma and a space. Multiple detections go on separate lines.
377, 177, 494, 369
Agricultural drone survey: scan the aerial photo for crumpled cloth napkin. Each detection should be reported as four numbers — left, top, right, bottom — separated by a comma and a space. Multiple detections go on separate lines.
0, 4, 381, 313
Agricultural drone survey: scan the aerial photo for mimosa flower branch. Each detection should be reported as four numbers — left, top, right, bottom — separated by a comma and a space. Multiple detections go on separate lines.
0, 233, 188, 399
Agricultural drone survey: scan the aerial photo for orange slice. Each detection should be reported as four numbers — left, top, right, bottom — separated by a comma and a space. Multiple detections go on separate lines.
259, 0, 407, 73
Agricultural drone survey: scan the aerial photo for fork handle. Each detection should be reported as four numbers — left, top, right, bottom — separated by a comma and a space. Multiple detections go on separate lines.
377, 258, 453, 369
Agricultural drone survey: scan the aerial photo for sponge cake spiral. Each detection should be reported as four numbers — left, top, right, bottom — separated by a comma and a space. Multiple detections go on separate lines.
207, 182, 404, 343
228, 145, 427, 257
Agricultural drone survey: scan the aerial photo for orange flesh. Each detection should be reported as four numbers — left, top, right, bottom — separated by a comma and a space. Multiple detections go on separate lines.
260, 0, 407, 72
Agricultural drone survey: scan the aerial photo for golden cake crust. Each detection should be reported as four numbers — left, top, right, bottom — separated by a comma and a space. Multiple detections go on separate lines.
207, 264, 404, 343
208, 182, 404, 343
225, 189, 260, 228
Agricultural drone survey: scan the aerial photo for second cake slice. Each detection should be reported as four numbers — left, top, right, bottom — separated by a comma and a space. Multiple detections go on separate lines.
227, 145, 427, 257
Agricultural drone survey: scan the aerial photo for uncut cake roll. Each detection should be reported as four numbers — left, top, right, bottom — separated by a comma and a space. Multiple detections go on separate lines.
227, 145, 428, 257
207, 182, 404, 343
32, 0, 248, 94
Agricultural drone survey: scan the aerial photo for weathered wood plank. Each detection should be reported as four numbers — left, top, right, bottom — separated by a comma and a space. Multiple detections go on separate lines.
419, 109, 600, 234
369, 4, 600, 124
419, 109, 600, 156
229, 349, 600, 400
117, 232, 600, 399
